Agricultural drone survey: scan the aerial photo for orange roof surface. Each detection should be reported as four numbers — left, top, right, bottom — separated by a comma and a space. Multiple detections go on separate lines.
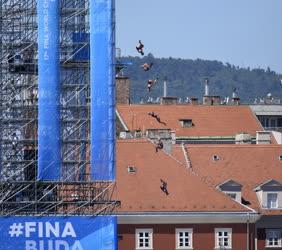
117, 104, 262, 137
185, 144, 282, 214
116, 139, 249, 213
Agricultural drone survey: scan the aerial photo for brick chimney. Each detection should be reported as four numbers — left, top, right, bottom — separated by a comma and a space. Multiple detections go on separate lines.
116, 76, 130, 104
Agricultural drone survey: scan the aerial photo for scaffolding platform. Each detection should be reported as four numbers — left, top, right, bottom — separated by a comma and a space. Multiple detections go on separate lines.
0, 0, 118, 216
0, 180, 119, 216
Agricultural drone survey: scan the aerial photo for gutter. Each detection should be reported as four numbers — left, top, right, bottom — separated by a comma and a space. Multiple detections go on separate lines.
116, 211, 259, 216
116, 211, 261, 224
176, 136, 235, 144
176, 136, 236, 140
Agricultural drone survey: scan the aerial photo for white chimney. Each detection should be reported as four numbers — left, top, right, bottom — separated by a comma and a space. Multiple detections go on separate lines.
204, 78, 209, 96
235, 133, 252, 144
163, 77, 167, 97
256, 131, 271, 144
232, 88, 237, 98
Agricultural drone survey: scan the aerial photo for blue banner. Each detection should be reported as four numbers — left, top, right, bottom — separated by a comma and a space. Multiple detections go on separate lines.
72, 33, 90, 61
37, 0, 61, 180
0, 216, 117, 250
90, 0, 116, 181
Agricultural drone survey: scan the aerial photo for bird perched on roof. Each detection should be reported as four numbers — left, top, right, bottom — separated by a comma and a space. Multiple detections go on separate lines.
141, 62, 153, 71
147, 78, 158, 92
136, 40, 144, 56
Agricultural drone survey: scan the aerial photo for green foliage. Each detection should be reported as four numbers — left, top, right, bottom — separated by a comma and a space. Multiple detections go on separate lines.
121, 56, 282, 103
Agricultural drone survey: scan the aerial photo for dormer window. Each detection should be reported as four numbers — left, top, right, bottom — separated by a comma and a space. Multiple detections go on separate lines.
179, 119, 193, 128
217, 179, 242, 203
226, 192, 237, 200
267, 193, 278, 208
254, 179, 282, 209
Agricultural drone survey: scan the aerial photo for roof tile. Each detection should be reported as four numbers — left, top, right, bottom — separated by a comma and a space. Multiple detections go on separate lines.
117, 104, 262, 137
116, 140, 249, 213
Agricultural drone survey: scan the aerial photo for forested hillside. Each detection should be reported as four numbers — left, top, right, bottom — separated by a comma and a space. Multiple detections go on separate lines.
121, 54, 282, 103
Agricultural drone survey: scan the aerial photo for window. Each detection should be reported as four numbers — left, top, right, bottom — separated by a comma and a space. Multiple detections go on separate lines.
226, 192, 237, 200
270, 118, 277, 128
278, 118, 282, 128
267, 193, 278, 208
266, 230, 282, 247
179, 119, 193, 128
176, 229, 193, 249
265, 118, 270, 128
213, 155, 220, 161
128, 166, 136, 173
215, 228, 232, 249
136, 229, 153, 249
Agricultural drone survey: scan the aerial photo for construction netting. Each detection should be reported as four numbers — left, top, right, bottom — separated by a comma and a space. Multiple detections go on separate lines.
90, 0, 116, 181
37, 0, 61, 180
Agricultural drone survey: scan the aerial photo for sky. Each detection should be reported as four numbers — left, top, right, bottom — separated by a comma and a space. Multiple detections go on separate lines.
116, 0, 282, 74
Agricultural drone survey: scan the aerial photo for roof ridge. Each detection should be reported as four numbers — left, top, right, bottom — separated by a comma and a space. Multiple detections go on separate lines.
181, 144, 192, 169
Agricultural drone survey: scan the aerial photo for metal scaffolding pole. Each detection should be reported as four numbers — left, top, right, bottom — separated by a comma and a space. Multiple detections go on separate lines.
0, 0, 118, 216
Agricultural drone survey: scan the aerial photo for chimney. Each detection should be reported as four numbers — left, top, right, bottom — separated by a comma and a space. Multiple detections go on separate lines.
204, 78, 209, 96
203, 78, 213, 105
235, 133, 252, 144
256, 131, 271, 144
163, 77, 167, 97
231, 97, 240, 105
160, 96, 178, 105
232, 88, 237, 99
231, 88, 240, 105
211, 96, 221, 105
146, 129, 175, 154
190, 97, 198, 105
116, 76, 130, 104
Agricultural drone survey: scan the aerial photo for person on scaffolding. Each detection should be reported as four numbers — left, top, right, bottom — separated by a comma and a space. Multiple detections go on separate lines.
141, 62, 153, 71
147, 78, 158, 92
136, 40, 145, 56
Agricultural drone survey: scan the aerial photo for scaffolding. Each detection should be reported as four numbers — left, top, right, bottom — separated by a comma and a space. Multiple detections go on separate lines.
0, 0, 119, 215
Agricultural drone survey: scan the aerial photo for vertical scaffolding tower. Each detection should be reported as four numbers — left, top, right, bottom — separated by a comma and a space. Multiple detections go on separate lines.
0, 0, 119, 215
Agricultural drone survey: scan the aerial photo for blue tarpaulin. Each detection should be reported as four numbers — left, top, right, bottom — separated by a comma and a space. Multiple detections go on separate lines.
90, 0, 116, 181
72, 33, 90, 61
37, 0, 61, 180
0, 216, 117, 250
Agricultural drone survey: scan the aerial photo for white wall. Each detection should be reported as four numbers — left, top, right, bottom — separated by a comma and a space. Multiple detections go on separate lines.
272, 131, 282, 144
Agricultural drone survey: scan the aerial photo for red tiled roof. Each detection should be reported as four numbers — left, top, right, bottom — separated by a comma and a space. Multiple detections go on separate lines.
185, 144, 282, 214
117, 104, 262, 137
116, 139, 250, 213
